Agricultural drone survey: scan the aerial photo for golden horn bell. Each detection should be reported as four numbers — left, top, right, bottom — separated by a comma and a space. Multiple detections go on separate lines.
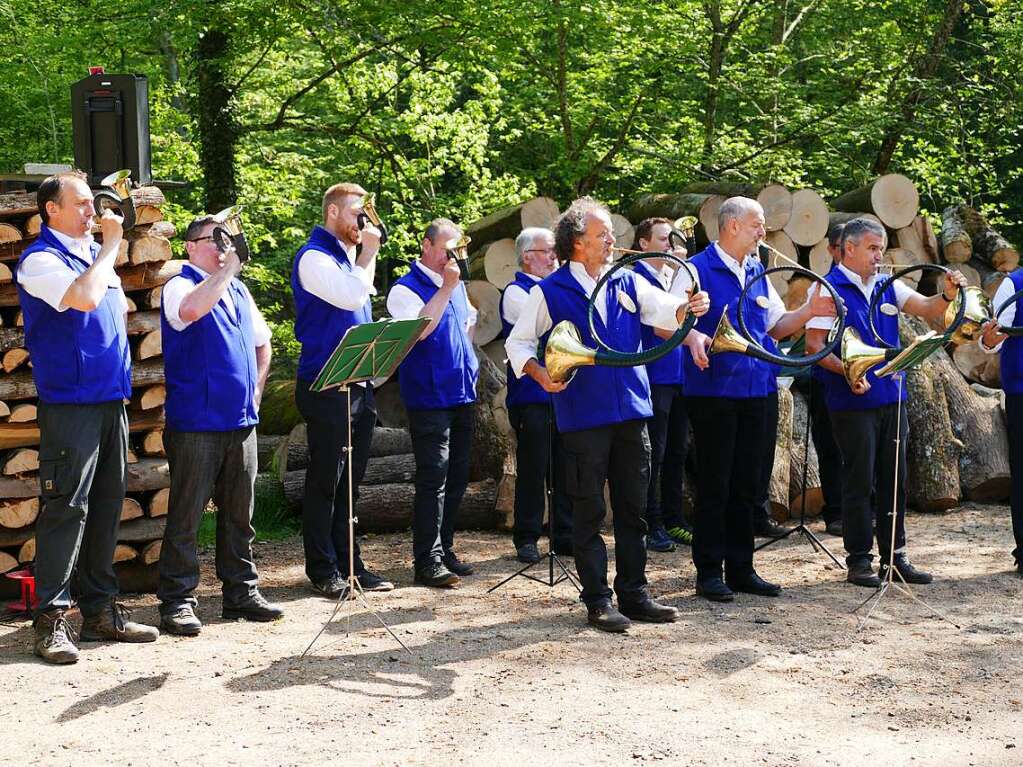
944, 286, 990, 345
672, 216, 698, 237
444, 234, 472, 257
362, 193, 383, 228
100, 169, 132, 199
840, 327, 890, 389
213, 205, 244, 237
708, 311, 751, 356
544, 321, 597, 383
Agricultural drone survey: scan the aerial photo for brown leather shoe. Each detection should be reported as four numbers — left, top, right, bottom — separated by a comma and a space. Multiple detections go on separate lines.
80, 602, 159, 643
33, 610, 80, 665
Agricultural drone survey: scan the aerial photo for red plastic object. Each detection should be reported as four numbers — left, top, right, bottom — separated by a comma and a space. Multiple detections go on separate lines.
88, 66, 105, 75
5, 569, 37, 613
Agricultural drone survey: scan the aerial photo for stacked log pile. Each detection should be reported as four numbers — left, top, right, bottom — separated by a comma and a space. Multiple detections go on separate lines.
0, 187, 178, 589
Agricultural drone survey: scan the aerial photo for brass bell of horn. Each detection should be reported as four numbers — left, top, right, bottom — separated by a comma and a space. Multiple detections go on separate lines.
841, 327, 897, 389
359, 193, 389, 245
93, 169, 136, 230
669, 215, 698, 253
211, 205, 251, 262
944, 286, 991, 345
544, 321, 598, 384
445, 234, 472, 280
708, 311, 751, 357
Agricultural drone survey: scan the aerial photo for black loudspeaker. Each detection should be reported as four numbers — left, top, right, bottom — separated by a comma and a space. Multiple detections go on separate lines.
71, 73, 152, 186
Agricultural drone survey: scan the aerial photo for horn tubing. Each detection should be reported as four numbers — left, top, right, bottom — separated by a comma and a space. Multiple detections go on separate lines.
585, 250, 699, 367
735, 264, 846, 368
869, 264, 966, 349
992, 286, 1023, 337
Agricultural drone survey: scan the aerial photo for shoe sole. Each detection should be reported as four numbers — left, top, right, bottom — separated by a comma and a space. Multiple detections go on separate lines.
728, 588, 782, 597
34, 649, 79, 664
414, 576, 461, 588
359, 584, 395, 592
79, 632, 158, 643
160, 622, 202, 637
847, 578, 881, 588
695, 587, 735, 603
587, 619, 630, 633
620, 612, 679, 623
221, 610, 284, 622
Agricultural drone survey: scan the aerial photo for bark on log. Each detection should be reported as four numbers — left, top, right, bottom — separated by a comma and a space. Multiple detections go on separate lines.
371, 426, 414, 458
148, 487, 169, 518
0, 497, 38, 528
627, 193, 724, 243
968, 257, 1007, 299
257, 434, 286, 472
469, 238, 517, 289
3, 448, 38, 475
0, 475, 37, 498
465, 281, 502, 345
256, 379, 301, 435
904, 354, 962, 511
116, 516, 167, 542
0, 327, 22, 354
363, 454, 417, 485
0, 524, 32, 547
940, 204, 973, 264
768, 386, 793, 518
784, 189, 829, 246
832, 175, 919, 229
470, 347, 510, 482
127, 309, 161, 335
374, 380, 407, 429
466, 197, 559, 250
121, 497, 144, 522
126, 458, 171, 492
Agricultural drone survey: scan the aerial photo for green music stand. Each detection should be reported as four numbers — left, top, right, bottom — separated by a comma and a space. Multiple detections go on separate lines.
302, 318, 429, 658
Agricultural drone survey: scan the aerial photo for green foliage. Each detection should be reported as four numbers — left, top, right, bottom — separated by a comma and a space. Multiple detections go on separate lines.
2, 0, 1021, 373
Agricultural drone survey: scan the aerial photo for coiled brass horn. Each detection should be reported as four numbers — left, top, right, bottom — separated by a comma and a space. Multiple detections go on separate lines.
669, 216, 698, 254
93, 170, 136, 230
445, 235, 472, 281
359, 193, 388, 245
211, 205, 250, 262
943, 286, 991, 344
544, 251, 700, 384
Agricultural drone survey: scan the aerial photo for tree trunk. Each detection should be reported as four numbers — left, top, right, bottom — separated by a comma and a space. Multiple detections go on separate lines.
784, 189, 829, 246
465, 197, 559, 249
789, 388, 825, 518
768, 386, 793, 518
832, 175, 919, 229
940, 204, 973, 264
465, 281, 502, 345
469, 238, 517, 288
627, 193, 724, 242
194, 19, 238, 211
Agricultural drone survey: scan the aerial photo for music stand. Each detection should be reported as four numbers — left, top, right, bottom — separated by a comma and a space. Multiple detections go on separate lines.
301, 317, 429, 658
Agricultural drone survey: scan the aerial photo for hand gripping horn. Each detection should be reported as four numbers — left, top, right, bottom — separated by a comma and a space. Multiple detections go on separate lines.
544, 251, 700, 384
991, 285, 1023, 338
93, 170, 136, 230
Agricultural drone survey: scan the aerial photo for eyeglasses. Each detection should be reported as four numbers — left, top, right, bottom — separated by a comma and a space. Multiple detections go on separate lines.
525, 247, 555, 254
186, 235, 217, 244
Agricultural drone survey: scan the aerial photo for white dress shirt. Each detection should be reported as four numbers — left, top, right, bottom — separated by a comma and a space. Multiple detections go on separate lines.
386, 261, 478, 331
18, 228, 128, 313
668, 242, 786, 331
297, 239, 375, 311
805, 263, 914, 332
505, 261, 686, 378
635, 260, 674, 291
981, 276, 1016, 353
500, 272, 542, 326
162, 264, 272, 346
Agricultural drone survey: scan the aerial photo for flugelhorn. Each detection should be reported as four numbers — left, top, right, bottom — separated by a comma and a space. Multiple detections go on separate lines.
93, 169, 136, 230
544, 250, 700, 384
359, 193, 388, 245
445, 235, 471, 281
211, 205, 250, 262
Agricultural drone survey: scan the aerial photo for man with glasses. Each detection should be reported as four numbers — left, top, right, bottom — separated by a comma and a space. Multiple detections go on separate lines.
500, 227, 572, 564
157, 215, 282, 635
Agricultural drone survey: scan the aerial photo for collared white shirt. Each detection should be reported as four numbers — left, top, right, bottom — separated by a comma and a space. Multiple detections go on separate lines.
669, 242, 786, 330
386, 261, 478, 331
297, 238, 376, 311
635, 260, 674, 291
500, 272, 542, 326
504, 261, 686, 378
805, 263, 914, 332
18, 227, 127, 313
162, 263, 272, 346
980, 277, 1016, 353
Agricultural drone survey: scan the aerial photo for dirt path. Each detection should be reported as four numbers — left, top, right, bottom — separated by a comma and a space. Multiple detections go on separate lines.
1, 504, 1021, 766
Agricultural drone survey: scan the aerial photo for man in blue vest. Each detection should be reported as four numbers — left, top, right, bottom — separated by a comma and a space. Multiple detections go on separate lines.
387, 219, 480, 587
632, 217, 692, 552
670, 196, 836, 603
806, 217, 965, 587
157, 215, 283, 635
16, 171, 157, 664
506, 197, 709, 632
292, 182, 393, 598
980, 277, 1023, 576
500, 227, 572, 564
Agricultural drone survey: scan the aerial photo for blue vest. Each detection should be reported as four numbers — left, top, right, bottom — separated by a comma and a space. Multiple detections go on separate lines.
162, 264, 259, 431
500, 272, 549, 407
539, 264, 652, 433
817, 266, 904, 411
15, 226, 131, 405
634, 262, 685, 387
394, 264, 479, 410
999, 269, 1023, 396
683, 244, 773, 399
292, 226, 372, 382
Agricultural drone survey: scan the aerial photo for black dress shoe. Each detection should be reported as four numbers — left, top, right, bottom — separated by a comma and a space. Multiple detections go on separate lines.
880, 555, 932, 585
726, 572, 782, 597
310, 572, 348, 599
354, 570, 395, 592
442, 552, 474, 576
223, 591, 284, 622
695, 577, 735, 602
586, 603, 631, 633
414, 562, 460, 588
619, 598, 679, 623
551, 539, 574, 557
825, 519, 843, 537
847, 562, 881, 588
516, 543, 542, 564
754, 517, 788, 538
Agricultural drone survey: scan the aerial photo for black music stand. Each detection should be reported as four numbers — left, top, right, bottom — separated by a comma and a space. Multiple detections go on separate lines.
301, 318, 429, 658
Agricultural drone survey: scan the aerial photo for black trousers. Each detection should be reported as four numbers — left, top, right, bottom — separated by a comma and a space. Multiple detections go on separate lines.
830, 402, 908, 567
34, 401, 128, 618
508, 403, 572, 548
809, 377, 843, 525
295, 379, 376, 582
407, 404, 473, 568
645, 384, 689, 531
753, 391, 779, 527
158, 427, 259, 611
561, 420, 650, 608
1003, 395, 1023, 565
688, 396, 770, 582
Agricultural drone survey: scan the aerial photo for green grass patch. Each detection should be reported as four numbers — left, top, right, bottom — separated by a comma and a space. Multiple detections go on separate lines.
196, 480, 300, 550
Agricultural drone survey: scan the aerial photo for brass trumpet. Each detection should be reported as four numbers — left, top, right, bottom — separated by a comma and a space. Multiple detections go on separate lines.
93, 169, 136, 230
358, 192, 388, 245
211, 205, 250, 262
